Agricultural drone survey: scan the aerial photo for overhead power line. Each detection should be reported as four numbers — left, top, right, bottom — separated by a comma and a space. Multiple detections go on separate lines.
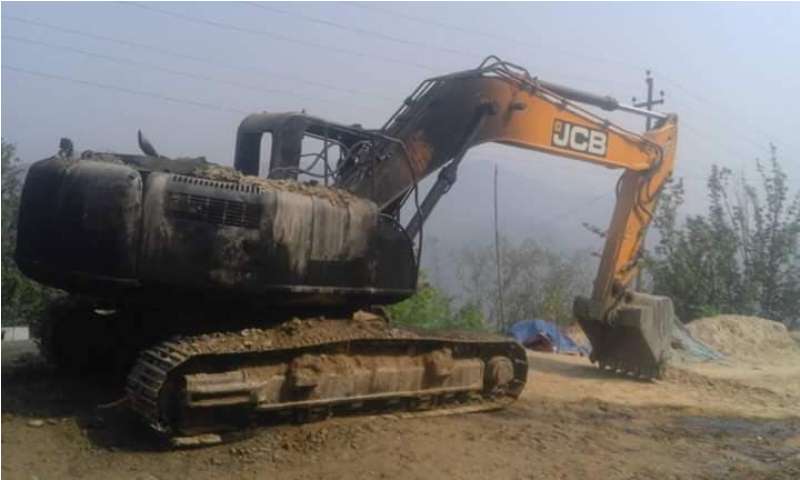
680, 120, 769, 166
674, 100, 774, 159
124, 4, 640, 97
246, 2, 477, 59
123, 3, 641, 101
353, 3, 511, 43
3, 14, 394, 101
5, 5, 790, 186
131, 2, 641, 94
655, 71, 796, 153
124, 2, 439, 72
3, 65, 248, 115
251, 3, 642, 92
353, 4, 793, 157
533, 191, 615, 231
351, 3, 644, 72
3, 34, 383, 113
10, 4, 790, 157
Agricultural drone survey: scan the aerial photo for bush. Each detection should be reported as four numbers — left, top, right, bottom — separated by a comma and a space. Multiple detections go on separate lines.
387, 272, 486, 331
2, 140, 55, 326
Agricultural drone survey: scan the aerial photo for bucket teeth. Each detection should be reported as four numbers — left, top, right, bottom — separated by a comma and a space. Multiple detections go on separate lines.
594, 359, 662, 380
574, 292, 673, 381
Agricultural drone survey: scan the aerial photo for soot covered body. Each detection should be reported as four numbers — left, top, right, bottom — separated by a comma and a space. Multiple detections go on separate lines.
16, 150, 416, 309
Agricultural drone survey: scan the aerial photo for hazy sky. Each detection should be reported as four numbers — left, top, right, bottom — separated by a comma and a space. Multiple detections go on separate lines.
3, 2, 799, 292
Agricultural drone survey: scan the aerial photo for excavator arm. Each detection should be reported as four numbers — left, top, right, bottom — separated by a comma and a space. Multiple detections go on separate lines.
338, 57, 679, 377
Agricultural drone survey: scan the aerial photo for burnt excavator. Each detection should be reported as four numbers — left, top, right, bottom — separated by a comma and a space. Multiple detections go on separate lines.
15, 57, 678, 445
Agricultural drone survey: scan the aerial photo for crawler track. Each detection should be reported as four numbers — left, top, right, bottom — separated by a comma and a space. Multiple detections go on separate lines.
127, 314, 527, 444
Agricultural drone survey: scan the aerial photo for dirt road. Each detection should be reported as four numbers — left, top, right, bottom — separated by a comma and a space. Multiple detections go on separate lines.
2, 341, 799, 480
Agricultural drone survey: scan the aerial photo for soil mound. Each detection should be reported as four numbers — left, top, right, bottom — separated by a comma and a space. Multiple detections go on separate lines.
685, 315, 799, 362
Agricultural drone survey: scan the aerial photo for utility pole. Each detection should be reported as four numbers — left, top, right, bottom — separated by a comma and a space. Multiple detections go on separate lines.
632, 70, 665, 131
493, 164, 506, 333
631, 70, 665, 290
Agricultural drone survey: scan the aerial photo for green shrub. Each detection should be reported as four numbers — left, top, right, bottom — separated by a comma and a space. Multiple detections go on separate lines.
387, 272, 486, 331
2, 140, 54, 327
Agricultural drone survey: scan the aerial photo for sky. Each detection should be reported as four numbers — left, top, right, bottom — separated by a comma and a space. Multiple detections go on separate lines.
2, 1, 799, 294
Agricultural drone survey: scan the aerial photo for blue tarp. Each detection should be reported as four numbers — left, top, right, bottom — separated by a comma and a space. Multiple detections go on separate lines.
508, 319, 590, 356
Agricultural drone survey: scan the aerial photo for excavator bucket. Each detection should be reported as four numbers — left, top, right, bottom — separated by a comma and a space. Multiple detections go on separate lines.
574, 292, 673, 379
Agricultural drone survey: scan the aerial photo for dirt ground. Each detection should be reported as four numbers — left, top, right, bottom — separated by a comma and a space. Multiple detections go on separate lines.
2, 340, 799, 480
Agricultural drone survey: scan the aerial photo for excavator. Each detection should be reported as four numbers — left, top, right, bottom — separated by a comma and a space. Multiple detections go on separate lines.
15, 57, 678, 445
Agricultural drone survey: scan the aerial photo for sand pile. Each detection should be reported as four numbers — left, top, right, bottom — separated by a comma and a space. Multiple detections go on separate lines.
670, 316, 724, 363
685, 315, 799, 362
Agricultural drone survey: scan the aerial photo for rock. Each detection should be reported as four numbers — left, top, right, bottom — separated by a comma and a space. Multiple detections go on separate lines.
171, 433, 222, 447
27, 419, 45, 428
352, 310, 383, 323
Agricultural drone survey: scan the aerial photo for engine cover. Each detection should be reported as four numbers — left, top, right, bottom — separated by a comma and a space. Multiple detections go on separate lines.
16, 156, 416, 307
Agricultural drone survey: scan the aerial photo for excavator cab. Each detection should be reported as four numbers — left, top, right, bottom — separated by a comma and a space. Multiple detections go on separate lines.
232, 112, 381, 183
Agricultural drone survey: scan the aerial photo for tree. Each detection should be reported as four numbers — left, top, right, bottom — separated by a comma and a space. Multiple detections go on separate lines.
2, 140, 52, 326
387, 271, 486, 331
648, 146, 800, 323
456, 238, 594, 330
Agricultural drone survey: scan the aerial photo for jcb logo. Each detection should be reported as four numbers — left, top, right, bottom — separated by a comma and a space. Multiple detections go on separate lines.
552, 120, 607, 157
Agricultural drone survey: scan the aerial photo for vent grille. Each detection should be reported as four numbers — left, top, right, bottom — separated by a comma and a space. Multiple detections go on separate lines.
169, 174, 262, 194
167, 192, 262, 229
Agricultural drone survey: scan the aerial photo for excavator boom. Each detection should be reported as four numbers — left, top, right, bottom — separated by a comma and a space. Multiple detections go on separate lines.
337, 57, 679, 376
